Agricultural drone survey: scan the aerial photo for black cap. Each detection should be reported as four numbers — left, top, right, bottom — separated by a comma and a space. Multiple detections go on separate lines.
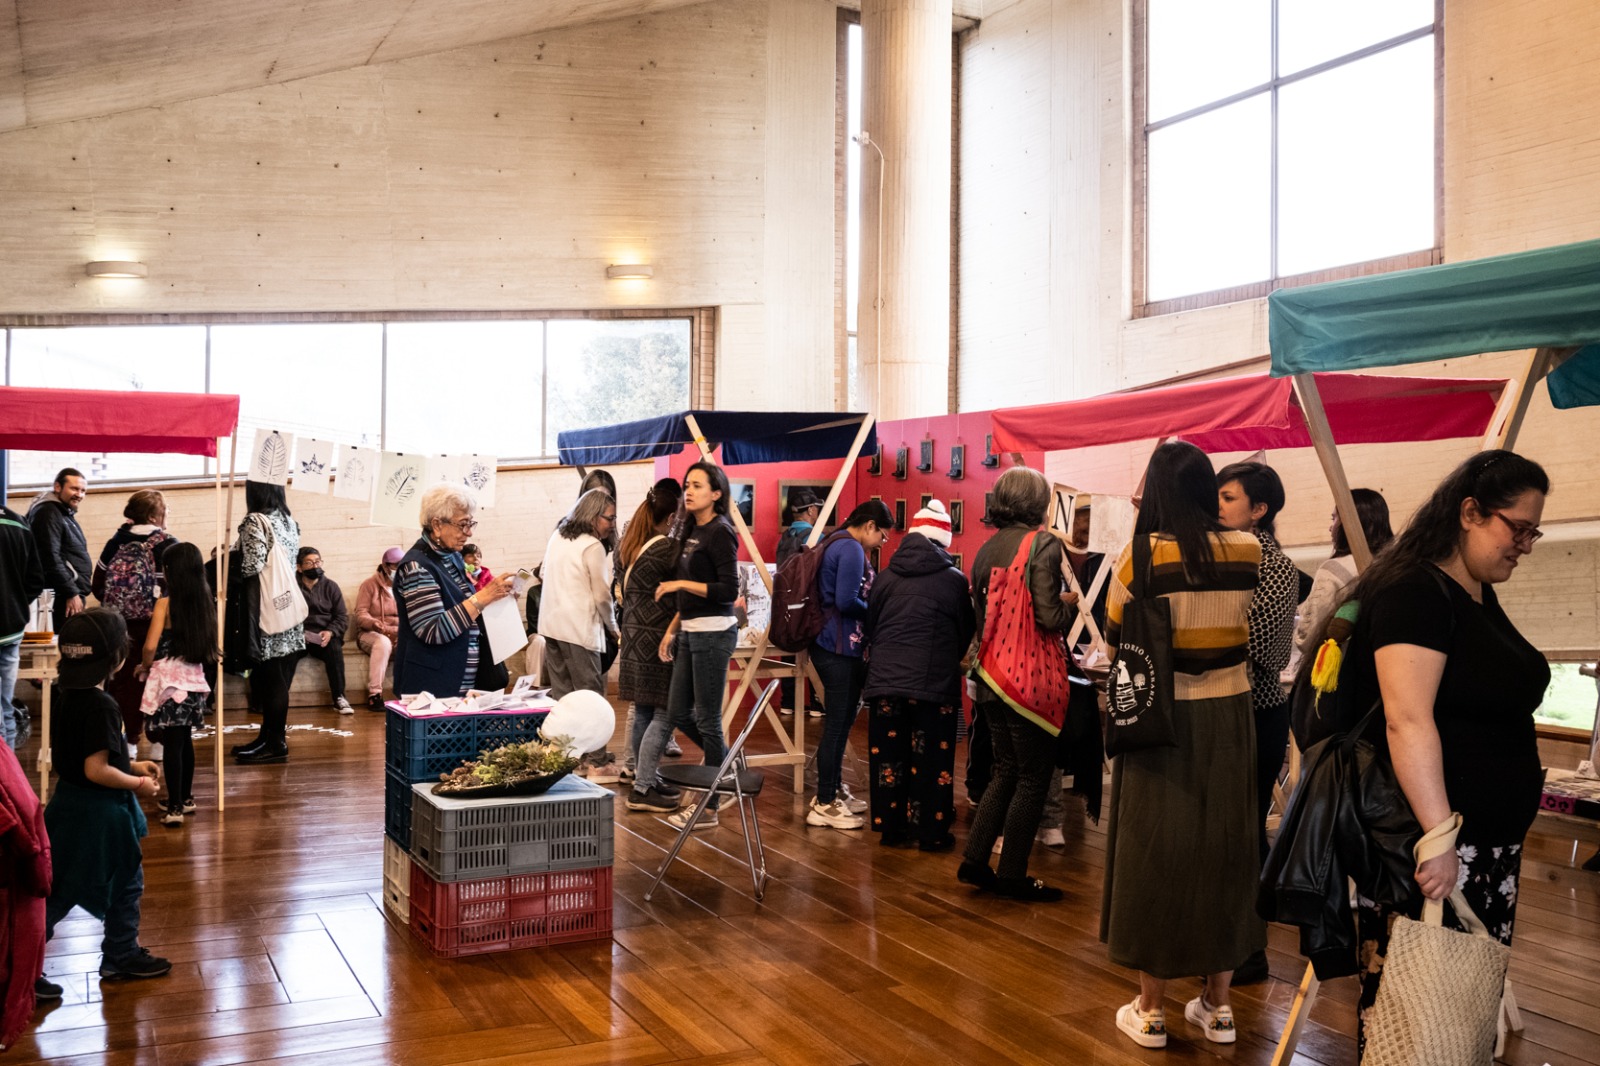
57, 608, 129, 690
788, 488, 823, 512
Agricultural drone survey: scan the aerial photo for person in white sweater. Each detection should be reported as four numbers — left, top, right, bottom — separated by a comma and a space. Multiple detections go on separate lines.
1283, 488, 1394, 686
537, 488, 620, 700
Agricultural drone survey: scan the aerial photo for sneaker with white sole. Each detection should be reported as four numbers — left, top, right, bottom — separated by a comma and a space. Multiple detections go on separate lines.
1037, 826, 1066, 848
159, 808, 183, 828
586, 762, 623, 785
126, 742, 138, 759
619, 766, 636, 784
147, 741, 164, 761
1184, 995, 1236, 1044
806, 797, 865, 830
1116, 999, 1167, 1049
664, 738, 684, 758
626, 786, 680, 813
181, 798, 197, 814
99, 948, 172, 981
666, 805, 718, 831
836, 782, 868, 814
334, 697, 354, 715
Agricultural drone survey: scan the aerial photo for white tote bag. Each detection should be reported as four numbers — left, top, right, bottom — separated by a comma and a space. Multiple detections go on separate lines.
252, 514, 308, 636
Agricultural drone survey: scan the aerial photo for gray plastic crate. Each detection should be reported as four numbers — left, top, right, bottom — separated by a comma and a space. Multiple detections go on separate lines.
409, 774, 615, 882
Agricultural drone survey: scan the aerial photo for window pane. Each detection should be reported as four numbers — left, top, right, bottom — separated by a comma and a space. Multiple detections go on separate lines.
1279, 0, 1433, 77
386, 322, 542, 459
7, 326, 208, 484
545, 320, 692, 456
210, 324, 383, 473
1147, 0, 1270, 122
1277, 37, 1435, 277
1146, 94, 1271, 301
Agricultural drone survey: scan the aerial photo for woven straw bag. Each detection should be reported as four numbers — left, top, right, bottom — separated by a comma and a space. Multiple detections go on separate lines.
1363, 814, 1510, 1066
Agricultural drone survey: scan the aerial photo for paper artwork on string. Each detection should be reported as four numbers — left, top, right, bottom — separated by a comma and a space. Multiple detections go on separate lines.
249, 428, 294, 486
333, 445, 378, 503
1087, 494, 1137, 556
461, 456, 497, 508
371, 452, 424, 527
424, 454, 465, 490
291, 437, 336, 494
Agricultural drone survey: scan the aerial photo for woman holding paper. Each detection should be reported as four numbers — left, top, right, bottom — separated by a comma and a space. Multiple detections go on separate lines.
393, 485, 515, 699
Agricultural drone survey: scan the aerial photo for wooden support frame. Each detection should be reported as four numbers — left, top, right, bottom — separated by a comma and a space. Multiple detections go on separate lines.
214, 433, 238, 811
682, 412, 875, 794
1485, 346, 1577, 452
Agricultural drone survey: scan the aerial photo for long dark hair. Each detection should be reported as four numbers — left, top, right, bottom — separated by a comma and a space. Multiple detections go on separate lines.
844, 498, 895, 531
1331, 488, 1395, 559
678, 461, 732, 543
162, 542, 220, 666
244, 479, 290, 517
618, 478, 682, 569
1347, 449, 1549, 605
1136, 440, 1226, 584
1215, 460, 1286, 537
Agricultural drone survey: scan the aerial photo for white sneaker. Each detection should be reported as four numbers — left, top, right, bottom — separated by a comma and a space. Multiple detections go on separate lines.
666, 805, 718, 831
1184, 995, 1236, 1044
586, 762, 622, 785
1116, 999, 1167, 1049
334, 697, 354, 715
1037, 826, 1065, 848
805, 797, 865, 830
836, 782, 868, 814
126, 742, 138, 759
147, 742, 164, 761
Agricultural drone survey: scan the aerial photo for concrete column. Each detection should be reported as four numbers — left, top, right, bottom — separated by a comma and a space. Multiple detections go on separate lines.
859, 0, 952, 421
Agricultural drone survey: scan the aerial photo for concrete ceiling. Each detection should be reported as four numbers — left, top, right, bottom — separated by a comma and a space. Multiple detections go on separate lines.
0, 0, 714, 132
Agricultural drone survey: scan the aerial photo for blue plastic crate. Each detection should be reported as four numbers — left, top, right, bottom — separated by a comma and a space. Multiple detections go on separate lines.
385, 767, 414, 849
385, 707, 551, 782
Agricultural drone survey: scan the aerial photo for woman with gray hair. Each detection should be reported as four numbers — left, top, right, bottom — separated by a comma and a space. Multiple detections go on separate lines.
537, 488, 620, 702
392, 485, 515, 698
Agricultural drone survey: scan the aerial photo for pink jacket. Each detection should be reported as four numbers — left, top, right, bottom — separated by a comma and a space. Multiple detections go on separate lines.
355, 572, 399, 641
0, 743, 49, 1050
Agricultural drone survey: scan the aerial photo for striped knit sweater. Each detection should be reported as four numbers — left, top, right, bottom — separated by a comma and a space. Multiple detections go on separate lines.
1105, 530, 1261, 701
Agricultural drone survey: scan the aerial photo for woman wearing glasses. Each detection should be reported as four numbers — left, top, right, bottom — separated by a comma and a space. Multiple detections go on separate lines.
393, 485, 515, 699
1339, 449, 1550, 1054
537, 488, 620, 700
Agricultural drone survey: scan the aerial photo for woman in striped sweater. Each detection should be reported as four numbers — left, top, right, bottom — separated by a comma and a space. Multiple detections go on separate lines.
1101, 441, 1264, 1050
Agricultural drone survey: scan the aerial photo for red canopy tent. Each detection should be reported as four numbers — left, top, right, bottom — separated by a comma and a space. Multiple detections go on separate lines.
989, 371, 1508, 455
0, 386, 242, 807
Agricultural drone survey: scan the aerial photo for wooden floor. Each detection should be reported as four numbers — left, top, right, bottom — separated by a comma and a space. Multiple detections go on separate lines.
12, 701, 1600, 1066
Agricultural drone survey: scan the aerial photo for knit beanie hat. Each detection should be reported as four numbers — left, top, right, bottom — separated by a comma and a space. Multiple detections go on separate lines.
909, 499, 953, 548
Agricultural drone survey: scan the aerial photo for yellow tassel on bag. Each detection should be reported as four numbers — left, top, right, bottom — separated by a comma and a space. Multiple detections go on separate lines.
1311, 638, 1343, 693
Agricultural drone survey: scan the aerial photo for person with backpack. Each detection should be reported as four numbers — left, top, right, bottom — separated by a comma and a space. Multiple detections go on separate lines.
133, 542, 216, 826
92, 490, 174, 759
633, 461, 740, 831
804, 498, 893, 831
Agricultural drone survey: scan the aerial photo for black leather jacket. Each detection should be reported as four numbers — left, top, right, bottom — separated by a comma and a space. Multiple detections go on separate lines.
1257, 707, 1421, 979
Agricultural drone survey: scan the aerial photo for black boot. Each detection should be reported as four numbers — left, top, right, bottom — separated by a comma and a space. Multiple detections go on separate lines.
229, 738, 267, 757
235, 741, 288, 764
957, 860, 998, 890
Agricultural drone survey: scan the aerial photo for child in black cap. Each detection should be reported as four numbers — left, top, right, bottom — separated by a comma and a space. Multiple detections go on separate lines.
40, 607, 171, 992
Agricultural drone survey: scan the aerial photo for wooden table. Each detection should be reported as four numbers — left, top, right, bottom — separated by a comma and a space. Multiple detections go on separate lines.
16, 638, 58, 800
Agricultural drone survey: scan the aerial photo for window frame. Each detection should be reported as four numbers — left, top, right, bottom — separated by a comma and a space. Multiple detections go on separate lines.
0, 307, 715, 490
1131, 0, 1445, 317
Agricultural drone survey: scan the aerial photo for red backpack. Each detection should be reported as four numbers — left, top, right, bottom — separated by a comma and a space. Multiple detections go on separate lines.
767, 529, 851, 652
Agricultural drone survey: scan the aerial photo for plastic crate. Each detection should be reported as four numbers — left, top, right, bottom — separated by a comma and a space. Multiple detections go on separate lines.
409, 864, 612, 957
409, 775, 614, 882
383, 836, 412, 923
384, 767, 414, 849
385, 706, 552, 782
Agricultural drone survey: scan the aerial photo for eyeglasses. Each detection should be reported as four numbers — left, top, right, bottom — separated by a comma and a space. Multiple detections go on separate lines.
1489, 511, 1543, 547
441, 517, 478, 533
600, 513, 617, 524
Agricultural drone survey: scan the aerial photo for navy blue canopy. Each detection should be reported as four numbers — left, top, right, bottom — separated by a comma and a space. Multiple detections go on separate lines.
557, 411, 876, 468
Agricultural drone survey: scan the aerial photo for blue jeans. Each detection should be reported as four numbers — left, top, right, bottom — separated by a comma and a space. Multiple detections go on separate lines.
0, 640, 18, 748
46, 860, 144, 962
635, 625, 737, 800
811, 645, 866, 804
628, 701, 665, 770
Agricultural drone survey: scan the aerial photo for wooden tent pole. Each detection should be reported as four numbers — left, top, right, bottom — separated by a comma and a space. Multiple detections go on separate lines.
1293, 374, 1371, 568
216, 433, 237, 812
805, 415, 876, 553
1490, 346, 1575, 452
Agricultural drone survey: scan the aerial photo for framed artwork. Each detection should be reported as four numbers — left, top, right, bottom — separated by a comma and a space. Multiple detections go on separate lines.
949, 444, 965, 480
982, 491, 996, 526
917, 440, 934, 472
894, 498, 907, 530
982, 433, 1001, 468
949, 499, 965, 535
868, 445, 882, 476
729, 480, 756, 528
894, 446, 909, 480
950, 552, 963, 572
779, 479, 834, 528
919, 492, 933, 512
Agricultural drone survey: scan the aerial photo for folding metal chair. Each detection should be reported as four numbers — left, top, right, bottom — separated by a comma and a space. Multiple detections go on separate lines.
643, 680, 778, 903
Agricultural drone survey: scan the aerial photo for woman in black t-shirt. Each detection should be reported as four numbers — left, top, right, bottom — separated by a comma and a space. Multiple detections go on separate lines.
1340, 450, 1551, 1052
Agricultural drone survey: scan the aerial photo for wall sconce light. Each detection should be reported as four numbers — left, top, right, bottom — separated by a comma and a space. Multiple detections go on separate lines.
606, 264, 653, 280
85, 261, 148, 278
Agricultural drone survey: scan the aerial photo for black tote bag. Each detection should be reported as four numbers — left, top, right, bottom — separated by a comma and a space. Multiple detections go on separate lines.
1104, 533, 1178, 756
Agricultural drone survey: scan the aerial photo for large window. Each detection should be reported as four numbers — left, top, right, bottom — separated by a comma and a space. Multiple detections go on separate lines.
1, 313, 698, 488
1137, 0, 1439, 313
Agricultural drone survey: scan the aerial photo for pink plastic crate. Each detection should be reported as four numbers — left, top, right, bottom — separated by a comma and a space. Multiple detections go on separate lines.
409, 864, 612, 957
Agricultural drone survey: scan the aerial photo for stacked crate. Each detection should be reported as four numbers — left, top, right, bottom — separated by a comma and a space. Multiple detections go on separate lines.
407, 775, 615, 957
382, 702, 551, 924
